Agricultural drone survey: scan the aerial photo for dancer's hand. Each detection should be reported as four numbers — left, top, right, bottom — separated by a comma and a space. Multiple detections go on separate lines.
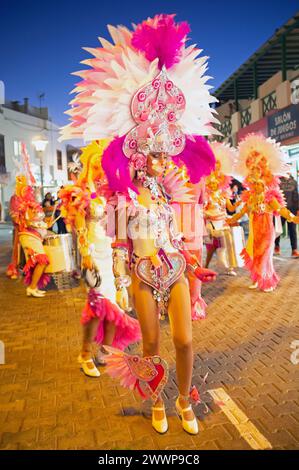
226, 217, 238, 226
194, 266, 217, 283
116, 287, 129, 311
82, 254, 93, 270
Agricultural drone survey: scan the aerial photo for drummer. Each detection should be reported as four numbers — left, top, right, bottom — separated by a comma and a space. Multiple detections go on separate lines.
10, 176, 52, 298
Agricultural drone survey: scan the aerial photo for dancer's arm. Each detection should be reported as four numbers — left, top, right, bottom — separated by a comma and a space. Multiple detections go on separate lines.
74, 211, 93, 269
169, 209, 217, 282
226, 204, 248, 225
270, 198, 299, 224
112, 209, 131, 310
226, 198, 241, 213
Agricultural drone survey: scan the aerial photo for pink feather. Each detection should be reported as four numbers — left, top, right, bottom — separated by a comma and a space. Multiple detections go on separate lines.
172, 135, 216, 184
131, 14, 190, 70
102, 136, 137, 193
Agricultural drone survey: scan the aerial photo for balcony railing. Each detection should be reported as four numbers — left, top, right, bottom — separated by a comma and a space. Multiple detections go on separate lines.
241, 107, 252, 127
215, 118, 232, 141
262, 91, 277, 116
291, 76, 299, 105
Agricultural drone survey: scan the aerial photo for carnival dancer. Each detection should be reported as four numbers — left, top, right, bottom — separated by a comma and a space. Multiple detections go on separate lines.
228, 134, 299, 292
59, 140, 141, 378
204, 142, 243, 275
60, 14, 218, 434
7, 143, 50, 297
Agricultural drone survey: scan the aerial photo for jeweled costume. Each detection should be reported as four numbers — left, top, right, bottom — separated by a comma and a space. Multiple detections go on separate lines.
204, 142, 243, 273
7, 143, 50, 290
232, 134, 299, 292
60, 14, 218, 432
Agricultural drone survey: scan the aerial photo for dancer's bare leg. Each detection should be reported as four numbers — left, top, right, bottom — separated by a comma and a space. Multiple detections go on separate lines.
102, 320, 116, 345
131, 273, 164, 419
82, 317, 99, 359
30, 263, 46, 289
168, 275, 194, 420
205, 246, 216, 268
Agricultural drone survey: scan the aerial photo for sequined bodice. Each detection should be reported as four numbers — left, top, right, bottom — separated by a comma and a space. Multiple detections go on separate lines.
127, 185, 179, 256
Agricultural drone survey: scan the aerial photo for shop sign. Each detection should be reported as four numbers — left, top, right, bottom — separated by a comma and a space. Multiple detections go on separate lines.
268, 104, 299, 142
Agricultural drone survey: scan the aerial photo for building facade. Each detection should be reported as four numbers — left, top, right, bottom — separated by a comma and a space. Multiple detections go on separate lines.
0, 98, 77, 220
214, 12, 299, 181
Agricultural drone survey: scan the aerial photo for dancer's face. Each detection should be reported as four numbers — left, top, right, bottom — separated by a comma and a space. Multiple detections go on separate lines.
147, 153, 167, 176
253, 181, 264, 194
208, 179, 219, 192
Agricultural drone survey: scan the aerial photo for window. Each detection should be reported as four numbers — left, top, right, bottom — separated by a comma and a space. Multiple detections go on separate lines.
13, 140, 22, 157
0, 135, 5, 173
57, 149, 63, 170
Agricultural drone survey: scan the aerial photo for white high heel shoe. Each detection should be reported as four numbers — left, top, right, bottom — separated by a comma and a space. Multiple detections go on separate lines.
26, 287, 45, 297
37, 289, 46, 295
95, 347, 111, 366
78, 354, 100, 378
248, 282, 258, 289
263, 287, 274, 293
152, 404, 168, 434
175, 397, 199, 435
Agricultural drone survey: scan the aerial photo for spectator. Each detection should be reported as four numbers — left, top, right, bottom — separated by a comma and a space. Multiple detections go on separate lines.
55, 187, 67, 234
275, 173, 299, 258
227, 183, 240, 216
42, 192, 55, 229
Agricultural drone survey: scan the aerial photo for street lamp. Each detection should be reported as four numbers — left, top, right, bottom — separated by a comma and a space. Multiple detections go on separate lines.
32, 137, 48, 199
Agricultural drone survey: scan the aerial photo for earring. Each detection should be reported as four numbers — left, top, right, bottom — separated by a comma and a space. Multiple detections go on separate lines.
137, 169, 146, 181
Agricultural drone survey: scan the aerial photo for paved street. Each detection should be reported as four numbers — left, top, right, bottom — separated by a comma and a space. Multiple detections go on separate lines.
0, 223, 299, 450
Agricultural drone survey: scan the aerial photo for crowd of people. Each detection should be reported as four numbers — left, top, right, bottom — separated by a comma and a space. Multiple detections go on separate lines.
5, 14, 299, 436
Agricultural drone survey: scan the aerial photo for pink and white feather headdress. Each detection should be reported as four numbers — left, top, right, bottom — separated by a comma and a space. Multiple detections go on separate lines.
60, 14, 219, 192
236, 134, 288, 180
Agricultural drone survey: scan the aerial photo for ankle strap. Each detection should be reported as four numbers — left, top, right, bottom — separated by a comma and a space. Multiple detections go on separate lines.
178, 394, 190, 402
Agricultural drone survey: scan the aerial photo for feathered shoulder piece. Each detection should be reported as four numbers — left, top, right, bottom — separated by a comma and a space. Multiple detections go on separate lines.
265, 187, 285, 207
161, 167, 196, 204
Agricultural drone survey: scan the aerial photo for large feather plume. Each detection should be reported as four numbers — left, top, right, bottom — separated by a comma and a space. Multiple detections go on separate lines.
131, 14, 190, 70
60, 16, 219, 142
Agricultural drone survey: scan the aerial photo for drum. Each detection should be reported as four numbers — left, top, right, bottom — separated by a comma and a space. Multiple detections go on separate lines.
43, 233, 75, 273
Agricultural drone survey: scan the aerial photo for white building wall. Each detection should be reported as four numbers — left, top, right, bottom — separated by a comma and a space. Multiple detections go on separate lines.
0, 105, 69, 218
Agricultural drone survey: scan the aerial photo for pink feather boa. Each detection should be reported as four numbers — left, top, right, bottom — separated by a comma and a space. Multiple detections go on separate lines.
131, 14, 190, 70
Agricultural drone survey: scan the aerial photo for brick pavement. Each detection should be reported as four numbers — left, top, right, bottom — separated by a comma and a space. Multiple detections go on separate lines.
0, 225, 298, 450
